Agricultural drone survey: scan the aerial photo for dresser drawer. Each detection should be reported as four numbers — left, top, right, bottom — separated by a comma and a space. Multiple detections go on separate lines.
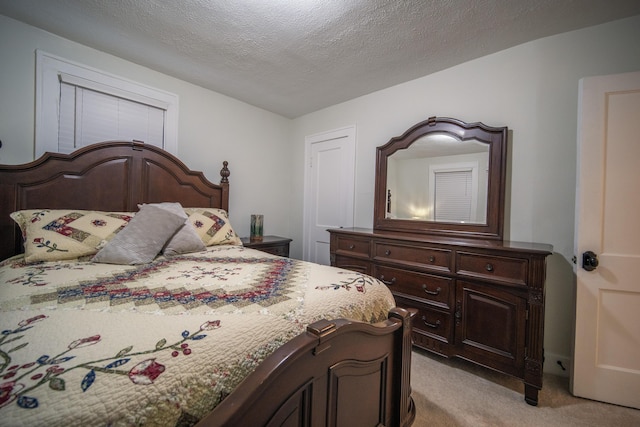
456, 252, 528, 286
395, 296, 452, 344
373, 241, 451, 273
334, 235, 370, 258
262, 245, 288, 257
374, 264, 452, 309
241, 236, 291, 258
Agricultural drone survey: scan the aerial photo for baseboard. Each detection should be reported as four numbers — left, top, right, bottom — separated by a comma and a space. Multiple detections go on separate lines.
544, 351, 571, 377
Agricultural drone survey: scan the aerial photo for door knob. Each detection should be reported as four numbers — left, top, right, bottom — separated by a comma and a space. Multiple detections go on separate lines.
582, 251, 599, 271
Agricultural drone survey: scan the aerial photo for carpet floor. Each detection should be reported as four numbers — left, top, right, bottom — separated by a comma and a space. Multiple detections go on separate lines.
410, 349, 640, 426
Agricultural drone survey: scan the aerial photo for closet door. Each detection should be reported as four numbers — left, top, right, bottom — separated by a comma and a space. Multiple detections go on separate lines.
304, 126, 355, 265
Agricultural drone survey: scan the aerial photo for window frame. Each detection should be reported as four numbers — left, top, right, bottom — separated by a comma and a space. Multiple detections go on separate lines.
428, 161, 479, 222
35, 50, 178, 158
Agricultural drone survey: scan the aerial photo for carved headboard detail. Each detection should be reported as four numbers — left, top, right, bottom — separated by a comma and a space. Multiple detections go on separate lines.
0, 141, 230, 260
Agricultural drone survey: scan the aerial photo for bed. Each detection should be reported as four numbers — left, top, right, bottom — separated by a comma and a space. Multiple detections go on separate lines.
0, 141, 415, 427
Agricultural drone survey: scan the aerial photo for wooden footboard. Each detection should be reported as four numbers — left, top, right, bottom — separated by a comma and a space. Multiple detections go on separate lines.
199, 307, 415, 427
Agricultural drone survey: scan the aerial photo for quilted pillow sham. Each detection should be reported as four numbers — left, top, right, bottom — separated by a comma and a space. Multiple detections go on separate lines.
184, 207, 242, 246
92, 203, 187, 265
10, 209, 134, 263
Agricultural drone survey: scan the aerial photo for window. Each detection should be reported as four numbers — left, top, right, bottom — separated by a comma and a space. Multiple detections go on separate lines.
433, 169, 473, 222
428, 162, 481, 223
35, 50, 178, 157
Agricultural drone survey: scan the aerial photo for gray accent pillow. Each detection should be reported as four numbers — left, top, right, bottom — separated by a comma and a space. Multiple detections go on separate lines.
92, 203, 187, 265
156, 203, 207, 256
163, 222, 206, 256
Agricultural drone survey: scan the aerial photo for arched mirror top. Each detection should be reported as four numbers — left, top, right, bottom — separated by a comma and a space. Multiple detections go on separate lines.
374, 116, 508, 240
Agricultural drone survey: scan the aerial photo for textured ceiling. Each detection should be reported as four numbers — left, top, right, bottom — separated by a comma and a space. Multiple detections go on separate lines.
1, 0, 639, 118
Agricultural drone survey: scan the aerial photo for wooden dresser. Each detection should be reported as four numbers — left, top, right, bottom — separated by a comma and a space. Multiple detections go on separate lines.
330, 227, 551, 405
342, 116, 553, 405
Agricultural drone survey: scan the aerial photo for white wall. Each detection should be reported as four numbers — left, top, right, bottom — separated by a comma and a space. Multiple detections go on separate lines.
0, 15, 293, 240
290, 15, 640, 374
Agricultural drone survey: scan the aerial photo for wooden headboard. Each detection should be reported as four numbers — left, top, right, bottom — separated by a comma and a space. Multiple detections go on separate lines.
0, 141, 230, 261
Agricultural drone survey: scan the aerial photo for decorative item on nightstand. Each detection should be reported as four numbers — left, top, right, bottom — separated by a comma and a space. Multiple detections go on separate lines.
250, 214, 264, 242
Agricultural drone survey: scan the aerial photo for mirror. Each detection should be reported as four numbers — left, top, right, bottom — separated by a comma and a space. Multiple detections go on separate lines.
387, 134, 489, 224
374, 117, 507, 240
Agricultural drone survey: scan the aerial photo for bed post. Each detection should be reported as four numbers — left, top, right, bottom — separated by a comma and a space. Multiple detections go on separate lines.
220, 160, 230, 212
390, 307, 416, 427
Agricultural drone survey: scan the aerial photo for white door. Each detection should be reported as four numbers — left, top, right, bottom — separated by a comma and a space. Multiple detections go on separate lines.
572, 70, 640, 409
303, 126, 355, 264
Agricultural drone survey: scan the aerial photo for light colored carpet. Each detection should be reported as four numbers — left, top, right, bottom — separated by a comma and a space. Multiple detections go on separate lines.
410, 349, 640, 427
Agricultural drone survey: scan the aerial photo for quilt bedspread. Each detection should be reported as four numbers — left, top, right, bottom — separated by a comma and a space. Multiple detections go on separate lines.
0, 245, 395, 426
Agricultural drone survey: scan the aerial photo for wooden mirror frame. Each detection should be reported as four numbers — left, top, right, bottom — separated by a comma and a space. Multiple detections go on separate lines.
373, 116, 508, 240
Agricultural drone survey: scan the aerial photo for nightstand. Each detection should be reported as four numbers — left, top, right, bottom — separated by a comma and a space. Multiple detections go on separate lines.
241, 235, 292, 257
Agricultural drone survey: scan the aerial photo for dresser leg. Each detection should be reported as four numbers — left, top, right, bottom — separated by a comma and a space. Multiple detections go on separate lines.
524, 384, 539, 406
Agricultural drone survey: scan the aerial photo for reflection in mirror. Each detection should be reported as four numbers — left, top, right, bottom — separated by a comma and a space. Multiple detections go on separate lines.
386, 134, 489, 224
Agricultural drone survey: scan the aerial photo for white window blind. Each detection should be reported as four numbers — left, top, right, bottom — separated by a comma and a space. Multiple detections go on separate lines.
36, 50, 178, 157
58, 81, 165, 153
434, 170, 473, 222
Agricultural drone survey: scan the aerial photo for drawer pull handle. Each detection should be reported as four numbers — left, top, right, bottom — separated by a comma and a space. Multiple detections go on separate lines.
422, 285, 441, 296
349, 244, 355, 250
379, 275, 396, 286
485, 263, 494, 272
428, 256, 435, 263
421, 317, 441, 329
385, 249, 391, 256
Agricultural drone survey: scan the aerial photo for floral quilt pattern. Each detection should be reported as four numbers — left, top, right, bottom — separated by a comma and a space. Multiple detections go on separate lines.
0, 246, 395, 426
